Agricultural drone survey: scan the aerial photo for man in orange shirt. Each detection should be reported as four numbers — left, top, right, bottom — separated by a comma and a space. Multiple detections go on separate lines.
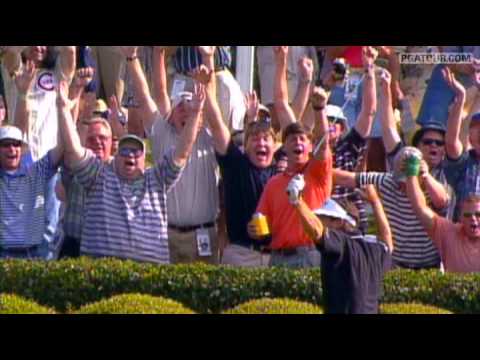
248, 96, 332, 267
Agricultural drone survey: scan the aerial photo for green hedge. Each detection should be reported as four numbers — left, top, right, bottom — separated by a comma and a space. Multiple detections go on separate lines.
0, 258, 478, 314
73, 294, 195, 314
380, 303, 453, 314
223, 298, 323, 314
0, 294, 56, 314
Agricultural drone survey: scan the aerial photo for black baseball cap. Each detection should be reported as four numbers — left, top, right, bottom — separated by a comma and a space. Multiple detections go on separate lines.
411, 123, 446, 147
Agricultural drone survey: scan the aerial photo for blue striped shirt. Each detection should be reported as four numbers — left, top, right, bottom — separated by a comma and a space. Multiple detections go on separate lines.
73, 149, 183, 264
174, 46, 231, 74
0, 151, 58, 248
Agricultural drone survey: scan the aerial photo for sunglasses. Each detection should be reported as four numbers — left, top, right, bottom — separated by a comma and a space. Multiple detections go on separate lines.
118, 147, 143, 158
0, 141, 22, 148
93, 110, 110, 120
421, 139, 445, 147
463, 212, 480, 219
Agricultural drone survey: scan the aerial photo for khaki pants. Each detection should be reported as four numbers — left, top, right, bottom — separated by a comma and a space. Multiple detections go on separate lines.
92, 46, 125, 102
221, 244, 270, 268
172, 69, 246, 132
168, 226, 219, 265
257, 46, 318, 105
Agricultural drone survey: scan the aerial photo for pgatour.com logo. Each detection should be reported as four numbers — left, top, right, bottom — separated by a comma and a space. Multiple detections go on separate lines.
399, 52, 474, 64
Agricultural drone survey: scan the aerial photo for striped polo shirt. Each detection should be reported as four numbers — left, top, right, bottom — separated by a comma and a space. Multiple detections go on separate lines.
174, 46, 231, 74
357, 172, 441, 269
0, 151, 58, 248
73, 149, 183, 264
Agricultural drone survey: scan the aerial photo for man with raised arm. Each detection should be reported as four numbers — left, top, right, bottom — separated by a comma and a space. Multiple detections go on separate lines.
248, 85, 332, 268
289, 177, 392, 313
333, 144, 442, 270
405, 152, 480, 273
379, 68, 451, 217
444, 67, 480, 221
59, 71, 205, 264
119, 46, 221, 264
0, 78, 66, 259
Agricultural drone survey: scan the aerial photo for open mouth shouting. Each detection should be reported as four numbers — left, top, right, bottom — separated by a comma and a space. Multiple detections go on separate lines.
123, 157, 137, 172
254, 147, 269, 162
293, 145, 305, 156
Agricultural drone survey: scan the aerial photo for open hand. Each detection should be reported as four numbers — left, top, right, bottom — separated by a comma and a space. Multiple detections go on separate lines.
14, 60, 36, 95
190, 64, 213, 85
185, 82, 206, 115
298, 56, 314, 83
362, 46, 379, 68
244, 90, 259, 122
442, 66, 466, 97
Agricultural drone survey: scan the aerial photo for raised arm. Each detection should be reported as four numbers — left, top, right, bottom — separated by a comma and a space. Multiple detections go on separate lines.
244, 90, 260, 125
311, 86, 330, 160
362, 185, 393, 253
173, 82, 205, 167
354, 46, 378, 139
13, 60, 36, 135
119, 46, 159, 131
199, 47, 231, 156
378, 69, 401, 154
273, 46, 297, 130
69, 67, 95, 125
57, 46, 77, 83
107, 95, 128, 140
405, 169, 437, 234
57, 80, 85, 167
418, 160, 450, 210
291, 56, 314, 122
1, 46, 26, 76
444, 67, 467, 160
152, 46, 171, 116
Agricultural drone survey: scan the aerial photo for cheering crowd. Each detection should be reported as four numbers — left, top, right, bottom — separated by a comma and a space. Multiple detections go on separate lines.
0, 46, 480, 313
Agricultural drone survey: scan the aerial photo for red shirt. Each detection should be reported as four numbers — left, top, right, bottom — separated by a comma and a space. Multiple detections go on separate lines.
342, 46, 364, 68
256, 153, 333, 249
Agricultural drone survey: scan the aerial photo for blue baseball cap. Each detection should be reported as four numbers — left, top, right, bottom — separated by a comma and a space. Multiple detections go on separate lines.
471, 112, 480, 127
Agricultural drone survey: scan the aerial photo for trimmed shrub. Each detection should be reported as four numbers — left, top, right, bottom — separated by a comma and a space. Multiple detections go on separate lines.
223, 298, 323, 314
0, 258, 479, 314
0, 293, 55, 314
380, 303, 453, 314
73, 294, 195, 314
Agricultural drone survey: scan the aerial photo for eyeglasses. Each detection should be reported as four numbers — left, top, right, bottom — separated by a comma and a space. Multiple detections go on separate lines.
463, 212, 480, 219
0, 141, 22, 148
421, 139, 445, 147
118, 147, 143, 158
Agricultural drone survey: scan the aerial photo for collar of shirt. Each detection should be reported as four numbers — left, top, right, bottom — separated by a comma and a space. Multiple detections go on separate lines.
0, 164, 28, 178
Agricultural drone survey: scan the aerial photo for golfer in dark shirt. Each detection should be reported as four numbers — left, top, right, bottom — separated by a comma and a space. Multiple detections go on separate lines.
291, 178, 393, 314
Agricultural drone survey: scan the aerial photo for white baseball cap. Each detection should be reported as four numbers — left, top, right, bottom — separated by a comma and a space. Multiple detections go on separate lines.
313, 199, 357, 227
171, 91, 193, 110
326, 105, 348, 123
0, 126, 25, 143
